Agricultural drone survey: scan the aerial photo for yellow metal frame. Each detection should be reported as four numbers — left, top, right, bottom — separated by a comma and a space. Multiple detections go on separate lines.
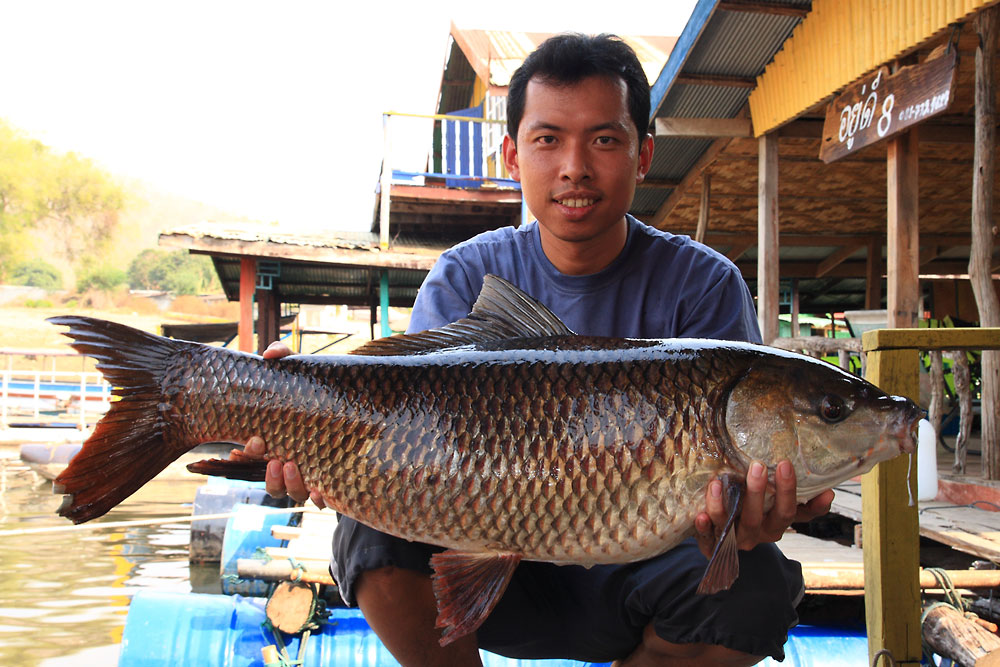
861, 326, 1000, 665
749, 0, 998, 137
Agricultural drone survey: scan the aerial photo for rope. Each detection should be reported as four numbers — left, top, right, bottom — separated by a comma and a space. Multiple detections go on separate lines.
871, 648, 898, 666
919, 500, 1000, 514
921, 567, 989, 664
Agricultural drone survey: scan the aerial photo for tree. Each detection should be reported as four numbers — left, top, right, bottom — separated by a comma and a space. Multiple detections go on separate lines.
127, 249, 219, 295
10, 259, 62, 290
0, 121, 125, 279
77, 265, 127, 292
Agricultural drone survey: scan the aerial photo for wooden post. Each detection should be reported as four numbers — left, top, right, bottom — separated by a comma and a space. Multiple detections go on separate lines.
379, 113, 392, 250
255, 288, 280, 355
238, 258, 256, 353
866, 238, 882, 309
973, 6, 1000, 479
695, 173, 710, 244
790, 278, 800, 337
757, 132, 779, 344
862, 342, 922, 666
887, 128, 920, 330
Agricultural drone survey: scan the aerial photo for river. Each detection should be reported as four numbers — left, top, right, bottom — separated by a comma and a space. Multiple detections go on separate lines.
0, 444, 215, 666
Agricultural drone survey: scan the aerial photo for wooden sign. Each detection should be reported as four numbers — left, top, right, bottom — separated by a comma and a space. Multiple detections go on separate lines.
820, 50, 957, 163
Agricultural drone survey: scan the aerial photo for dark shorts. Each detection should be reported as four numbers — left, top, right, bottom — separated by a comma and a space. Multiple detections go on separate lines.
331, 517, 803, 662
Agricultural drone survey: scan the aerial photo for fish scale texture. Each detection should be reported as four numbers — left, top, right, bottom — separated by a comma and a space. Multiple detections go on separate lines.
168, 344, 743, 565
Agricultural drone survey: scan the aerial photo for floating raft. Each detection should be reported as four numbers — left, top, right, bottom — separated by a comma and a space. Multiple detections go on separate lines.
119, 590, 870, 666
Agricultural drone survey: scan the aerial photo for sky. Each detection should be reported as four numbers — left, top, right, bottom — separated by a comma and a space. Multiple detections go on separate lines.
0, 0, 697, 233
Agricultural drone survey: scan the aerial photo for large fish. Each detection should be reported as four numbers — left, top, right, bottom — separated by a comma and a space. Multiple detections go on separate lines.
48, 275, 920, 644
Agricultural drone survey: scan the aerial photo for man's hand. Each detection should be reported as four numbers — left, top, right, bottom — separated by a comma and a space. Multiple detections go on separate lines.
693, 460, 834, 558
227, 341, 327, 509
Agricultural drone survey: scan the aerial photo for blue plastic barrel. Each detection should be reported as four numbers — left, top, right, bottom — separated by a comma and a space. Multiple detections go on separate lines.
119, 591, 611, 666
219, 502, 297, 597
760, 624, 869, 667
120, 591, 874, 667
190, 479, 293, 563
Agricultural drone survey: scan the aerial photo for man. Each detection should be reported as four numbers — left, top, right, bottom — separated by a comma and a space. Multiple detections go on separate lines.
246, 33, 834, 666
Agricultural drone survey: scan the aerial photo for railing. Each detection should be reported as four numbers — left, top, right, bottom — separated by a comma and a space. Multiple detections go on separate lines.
0, 370, 111, 430
861, 327, 1000, 665
378, 110, 510, 249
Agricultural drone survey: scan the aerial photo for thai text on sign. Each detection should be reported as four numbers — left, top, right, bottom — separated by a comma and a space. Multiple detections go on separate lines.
820, 51, 957, 163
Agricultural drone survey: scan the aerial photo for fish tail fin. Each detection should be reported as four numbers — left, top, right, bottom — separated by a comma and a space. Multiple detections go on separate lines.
47, 316, 193, 524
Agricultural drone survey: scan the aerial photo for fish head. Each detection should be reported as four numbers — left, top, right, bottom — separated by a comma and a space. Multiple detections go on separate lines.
721, 353, 922, 501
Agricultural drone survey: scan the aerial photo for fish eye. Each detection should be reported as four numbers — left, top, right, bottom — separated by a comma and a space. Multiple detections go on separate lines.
820, 395, 848, 423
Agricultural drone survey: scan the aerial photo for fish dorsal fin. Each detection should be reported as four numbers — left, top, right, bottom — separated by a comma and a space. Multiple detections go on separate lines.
351, 274, 574, 356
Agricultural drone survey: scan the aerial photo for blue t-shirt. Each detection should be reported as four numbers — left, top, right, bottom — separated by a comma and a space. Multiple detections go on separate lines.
408, 215, 761, 344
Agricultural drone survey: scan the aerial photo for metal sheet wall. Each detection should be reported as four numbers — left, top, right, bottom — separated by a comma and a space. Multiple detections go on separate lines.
749, 0, 997, 135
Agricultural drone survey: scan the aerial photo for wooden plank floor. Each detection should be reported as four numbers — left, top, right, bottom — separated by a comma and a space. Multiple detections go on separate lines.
832, 480, 1000, 562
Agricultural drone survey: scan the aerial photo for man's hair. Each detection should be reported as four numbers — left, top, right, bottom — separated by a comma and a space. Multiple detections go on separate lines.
506, 33, 651, 143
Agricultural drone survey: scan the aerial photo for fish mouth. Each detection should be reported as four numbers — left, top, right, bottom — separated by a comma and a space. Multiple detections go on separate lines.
892, 397, 923, 455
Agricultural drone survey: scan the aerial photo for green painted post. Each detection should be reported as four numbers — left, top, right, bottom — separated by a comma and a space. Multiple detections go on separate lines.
380, 271, 391, 338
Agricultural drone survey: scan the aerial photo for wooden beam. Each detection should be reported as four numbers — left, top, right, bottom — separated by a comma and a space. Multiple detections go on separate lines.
758, 132, 780, 344
726, 242, 753, 262
637, 177, 682, 189
919, 246, 943, 266
718, 0, 810, 17
695, 174, 711, 244
734, 259, 971, 279
650, 137, 732, 228
816, 243, 865, 278
238, 258, 256, 353
654, 117, 752, 138
675, 73, 756, 88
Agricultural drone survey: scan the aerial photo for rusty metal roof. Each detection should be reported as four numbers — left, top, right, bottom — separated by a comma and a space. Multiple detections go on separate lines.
439, 25, 677, 113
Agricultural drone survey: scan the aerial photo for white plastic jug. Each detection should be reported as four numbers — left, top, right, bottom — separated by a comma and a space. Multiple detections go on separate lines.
917, 418, 939, 501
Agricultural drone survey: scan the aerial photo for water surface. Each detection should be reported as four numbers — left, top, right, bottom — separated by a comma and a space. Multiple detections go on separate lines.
0, 446, 212, 666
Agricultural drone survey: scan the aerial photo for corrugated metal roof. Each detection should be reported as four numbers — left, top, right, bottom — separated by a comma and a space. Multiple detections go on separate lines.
749, 0, 999, 135
683, 10, 800, 78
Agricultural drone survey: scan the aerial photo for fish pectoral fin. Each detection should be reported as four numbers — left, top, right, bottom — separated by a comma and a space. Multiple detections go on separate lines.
696, 474, 743, 595
429, 549, 521, 646
186, 458, 267, 482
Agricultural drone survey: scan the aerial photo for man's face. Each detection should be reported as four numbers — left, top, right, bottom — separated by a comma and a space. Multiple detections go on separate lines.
503, 75, 653, 247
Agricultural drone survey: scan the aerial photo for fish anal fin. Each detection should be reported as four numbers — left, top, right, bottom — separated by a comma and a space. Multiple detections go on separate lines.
429, 549, 521, 646
186, 458, 268, 482
696, 474, 743, 595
